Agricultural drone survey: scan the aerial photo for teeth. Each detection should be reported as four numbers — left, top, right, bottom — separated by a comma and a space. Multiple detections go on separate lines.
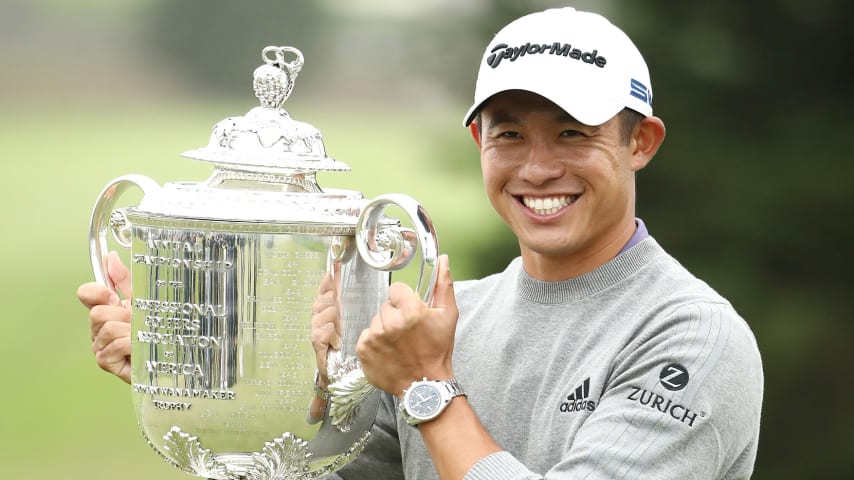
522, 195, 576, 215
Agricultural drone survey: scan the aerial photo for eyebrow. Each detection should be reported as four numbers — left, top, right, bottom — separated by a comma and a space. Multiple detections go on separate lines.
555, 111, 580, 124
486, 110, 582, 129
486, 111, 519, 129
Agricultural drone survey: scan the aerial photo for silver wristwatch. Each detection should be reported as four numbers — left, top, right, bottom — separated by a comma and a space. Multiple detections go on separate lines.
399, 378, 466, 426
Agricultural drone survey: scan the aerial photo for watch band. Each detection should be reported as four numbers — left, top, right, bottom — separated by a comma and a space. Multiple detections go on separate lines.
441, 378, 466, 398
313, 371, 331, 401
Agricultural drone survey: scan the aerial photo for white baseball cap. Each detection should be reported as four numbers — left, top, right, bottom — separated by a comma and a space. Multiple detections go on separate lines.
463, 7, 653, 127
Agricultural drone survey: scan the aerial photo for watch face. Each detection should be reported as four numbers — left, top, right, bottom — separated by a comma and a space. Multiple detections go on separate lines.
407, 384, 442, 419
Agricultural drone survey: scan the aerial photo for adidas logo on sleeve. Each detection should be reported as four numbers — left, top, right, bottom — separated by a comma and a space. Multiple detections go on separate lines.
560, 377, 597, 413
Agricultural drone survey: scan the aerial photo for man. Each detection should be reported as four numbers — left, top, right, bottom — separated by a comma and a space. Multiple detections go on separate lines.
79, 7, 763, 479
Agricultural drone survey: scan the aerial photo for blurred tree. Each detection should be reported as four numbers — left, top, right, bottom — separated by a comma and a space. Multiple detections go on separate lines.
143, 0, 329, 98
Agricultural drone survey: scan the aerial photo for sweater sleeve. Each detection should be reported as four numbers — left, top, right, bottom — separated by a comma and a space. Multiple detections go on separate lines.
466, 301, 763, 480
323, 392, 405, 480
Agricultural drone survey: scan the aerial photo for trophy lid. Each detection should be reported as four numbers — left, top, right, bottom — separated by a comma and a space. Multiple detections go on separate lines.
131, 46, 369, 229
181, 46, 350, 174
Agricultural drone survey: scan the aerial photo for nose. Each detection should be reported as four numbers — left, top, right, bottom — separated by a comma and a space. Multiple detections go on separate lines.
518, 141, 565, 186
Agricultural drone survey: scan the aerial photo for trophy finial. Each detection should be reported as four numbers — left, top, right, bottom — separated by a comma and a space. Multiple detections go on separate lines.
253, 46, 305, 108
182, 44, 349, 173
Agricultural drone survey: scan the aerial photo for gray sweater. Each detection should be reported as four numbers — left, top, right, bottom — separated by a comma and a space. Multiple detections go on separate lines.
334, 237, 763, 479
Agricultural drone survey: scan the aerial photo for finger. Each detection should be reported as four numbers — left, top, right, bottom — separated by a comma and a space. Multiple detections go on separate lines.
330, 327, 342, 351
378, 299, 410, 335
430, 254, 457, 314
387, 281, 417, 309
311, 294, 342, 340
355, 327, 396, 393
311, 322, 336, 380
316, 270, 337, 297
311, 289, 337, 316
90, 305, 131, 340
92, 320, 131, 355
77, 282, 119, 309
106, 251, 132, 300
95, 336, 132, 384
90, 303, 132, 325
355, 327, 373, 362
369, 310, 386, 336
312, 321, 341, 352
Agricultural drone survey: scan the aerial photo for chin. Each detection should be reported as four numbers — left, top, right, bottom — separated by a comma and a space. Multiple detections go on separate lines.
522, 239, 580, 259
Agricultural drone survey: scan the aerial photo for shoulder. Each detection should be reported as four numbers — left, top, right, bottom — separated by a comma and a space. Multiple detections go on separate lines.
620, 239, 749, 330
607, 239, 764, 426
645, 300, 762, 385
451, 257, 522, 304
610, 261, 764, 452
624, 241, 763, 393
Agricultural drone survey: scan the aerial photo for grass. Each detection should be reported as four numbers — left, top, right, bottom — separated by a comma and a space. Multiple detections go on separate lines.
0, 99, 506, 479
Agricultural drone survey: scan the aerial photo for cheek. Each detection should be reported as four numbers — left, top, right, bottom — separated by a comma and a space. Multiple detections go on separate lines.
481, 171, 503, 208
578, 151, 631, 185
480, 156, 503, 190
479, 162, 510, 211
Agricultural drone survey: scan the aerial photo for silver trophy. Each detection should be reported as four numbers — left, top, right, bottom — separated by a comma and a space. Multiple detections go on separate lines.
87, 46, 438, 479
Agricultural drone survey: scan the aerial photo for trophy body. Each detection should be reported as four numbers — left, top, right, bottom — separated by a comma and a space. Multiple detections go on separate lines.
127, 219, 381, 478
88, 47, 438, 479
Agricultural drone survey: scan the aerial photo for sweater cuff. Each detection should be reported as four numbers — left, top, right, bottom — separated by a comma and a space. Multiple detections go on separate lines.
464, 451, 539, 480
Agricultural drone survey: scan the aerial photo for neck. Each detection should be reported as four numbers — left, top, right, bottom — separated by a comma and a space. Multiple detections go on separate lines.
521, 217, 638, 282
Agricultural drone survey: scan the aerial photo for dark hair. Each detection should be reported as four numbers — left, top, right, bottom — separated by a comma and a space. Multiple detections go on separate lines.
617, 108, 645, 146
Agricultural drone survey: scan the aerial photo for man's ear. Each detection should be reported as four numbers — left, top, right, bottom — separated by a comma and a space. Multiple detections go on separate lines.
469, 122, 482, 150
630, 116, 666, 171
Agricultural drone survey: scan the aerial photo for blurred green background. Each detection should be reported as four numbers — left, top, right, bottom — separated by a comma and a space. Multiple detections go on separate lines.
1, 0, 851, 478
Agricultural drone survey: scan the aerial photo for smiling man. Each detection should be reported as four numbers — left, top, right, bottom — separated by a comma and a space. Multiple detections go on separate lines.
346, 7, 763, 480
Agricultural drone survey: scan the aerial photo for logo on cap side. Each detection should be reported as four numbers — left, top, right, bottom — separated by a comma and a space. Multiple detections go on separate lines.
486, 42, 607, 69
630, 78, 653, 106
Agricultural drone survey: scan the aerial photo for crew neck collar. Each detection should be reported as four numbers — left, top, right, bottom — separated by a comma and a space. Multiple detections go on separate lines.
516, 237, 661, 304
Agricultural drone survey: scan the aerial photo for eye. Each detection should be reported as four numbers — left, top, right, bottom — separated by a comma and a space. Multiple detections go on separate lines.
496, 130, 521, 139
560, 129, 583, 137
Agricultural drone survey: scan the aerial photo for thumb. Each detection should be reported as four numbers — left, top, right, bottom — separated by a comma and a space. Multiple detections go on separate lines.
106, 251, 132, 300
430, 254, 456, 313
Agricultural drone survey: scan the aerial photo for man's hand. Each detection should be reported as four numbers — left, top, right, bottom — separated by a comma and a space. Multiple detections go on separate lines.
357, 254, 458, 397
77, 251, 132, 383
307, 263, 344, 421
310, 262, 343, 389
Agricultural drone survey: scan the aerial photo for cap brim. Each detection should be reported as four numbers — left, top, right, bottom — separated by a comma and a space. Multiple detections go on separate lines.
463, 101, 484, 127
463, 89, 624, 128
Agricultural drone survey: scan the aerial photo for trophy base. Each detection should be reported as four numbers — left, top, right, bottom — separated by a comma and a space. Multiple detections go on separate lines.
213, 454, 254, 478
149, 425, 372, 480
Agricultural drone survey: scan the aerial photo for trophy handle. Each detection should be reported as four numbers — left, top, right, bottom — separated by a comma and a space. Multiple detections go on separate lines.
355, 193, 439, 303
88, 174, 160, 290
329, 195, 437, 432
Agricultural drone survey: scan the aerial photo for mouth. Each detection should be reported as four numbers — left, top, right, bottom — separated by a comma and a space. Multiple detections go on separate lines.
519, 195, 579, 216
